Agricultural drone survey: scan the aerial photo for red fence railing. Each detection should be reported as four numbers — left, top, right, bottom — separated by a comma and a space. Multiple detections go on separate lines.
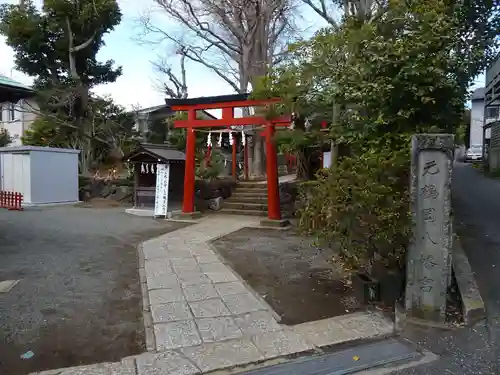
0, 191, 23, 211
285, 153, 297, 171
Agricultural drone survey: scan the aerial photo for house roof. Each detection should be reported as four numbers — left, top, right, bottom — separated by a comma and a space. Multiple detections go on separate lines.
132, 104, 217, 120
471, 87, 486, 101
0, 74, 32, 90
136, 104, 170, 115
0, 74, 34, 102
124, 143, 186, 162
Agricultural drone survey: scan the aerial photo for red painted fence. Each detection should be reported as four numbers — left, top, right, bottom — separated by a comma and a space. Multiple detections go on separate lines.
285, 153, 297, 171
0, 191, 24, 211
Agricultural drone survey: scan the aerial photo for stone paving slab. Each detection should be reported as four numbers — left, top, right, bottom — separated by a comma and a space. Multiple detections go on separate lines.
234, 311, 283, 336
196, 316, 243, 342
214, 281, 249, 297
0, 279, 20, 293
180, 338, 264, 373
34, 215, 395, 375
149, 287, 185, 305
154, 320, 202, 350
189, 297, 232, 318
182, 283, 219, 302
134, 351, 200, 375
252, 329, 313, 359
151, 301, 193, 323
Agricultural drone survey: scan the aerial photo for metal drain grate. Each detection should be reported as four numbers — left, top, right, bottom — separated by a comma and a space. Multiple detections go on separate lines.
239, 338, 422, 375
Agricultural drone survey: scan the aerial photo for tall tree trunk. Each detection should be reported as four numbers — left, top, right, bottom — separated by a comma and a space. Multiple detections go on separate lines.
296, 148, 311, 180
252, 136, 266, 179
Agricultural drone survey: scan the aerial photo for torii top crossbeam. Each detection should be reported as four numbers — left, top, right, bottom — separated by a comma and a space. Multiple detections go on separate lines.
165, 93, 291, 128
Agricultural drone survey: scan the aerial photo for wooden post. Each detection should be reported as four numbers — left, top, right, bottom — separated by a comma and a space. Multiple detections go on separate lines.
330, 101, 340, 168
265, 122, 281, 220
182, 110, 197, 213
134, 163, 139, 208
232, 133, 237, 179
205, 145, 212, 167
244, 141, 249, 180
330, 140, 337, 168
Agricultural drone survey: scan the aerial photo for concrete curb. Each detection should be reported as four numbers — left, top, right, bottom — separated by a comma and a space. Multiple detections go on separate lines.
452, 234, 486, 326
137, 243, 157, 352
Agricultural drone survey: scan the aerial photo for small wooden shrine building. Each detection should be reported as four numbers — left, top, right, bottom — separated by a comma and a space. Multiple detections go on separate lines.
124, 143, 185, 208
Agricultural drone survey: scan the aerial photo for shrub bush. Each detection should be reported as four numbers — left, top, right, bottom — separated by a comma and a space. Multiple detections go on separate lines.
298, 148, 411, 273
0, 128, 12, 147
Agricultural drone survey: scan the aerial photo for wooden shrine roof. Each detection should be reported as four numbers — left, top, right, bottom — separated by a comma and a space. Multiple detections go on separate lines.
124, 143, 186, 163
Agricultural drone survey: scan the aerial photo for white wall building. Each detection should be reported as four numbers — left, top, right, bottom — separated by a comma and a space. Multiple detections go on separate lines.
485, 57, 500, 170
0, 98, 39, 145
470, 87, 487, 147
0, 74, 38, 146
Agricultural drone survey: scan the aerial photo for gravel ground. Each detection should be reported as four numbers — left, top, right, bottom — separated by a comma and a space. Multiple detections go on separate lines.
388, 163, 500, 374
0, 206, 187, 375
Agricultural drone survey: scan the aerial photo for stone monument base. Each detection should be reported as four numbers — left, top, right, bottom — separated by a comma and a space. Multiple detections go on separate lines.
395, 303, 455, 331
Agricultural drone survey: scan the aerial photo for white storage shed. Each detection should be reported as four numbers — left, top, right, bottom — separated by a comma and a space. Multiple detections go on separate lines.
0, 146, 80, 206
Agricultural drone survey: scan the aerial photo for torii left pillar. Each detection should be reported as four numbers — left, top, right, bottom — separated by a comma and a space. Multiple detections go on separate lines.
181, 110, 202, 218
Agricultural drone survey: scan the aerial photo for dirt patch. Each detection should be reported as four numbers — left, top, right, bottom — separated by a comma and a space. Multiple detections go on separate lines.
446, 271, 465, 326
212, 228, 363, 325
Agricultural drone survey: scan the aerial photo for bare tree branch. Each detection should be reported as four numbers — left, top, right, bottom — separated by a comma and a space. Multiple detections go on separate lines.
299, 0, 385, 25
300, 0, 339, 26
139, 0, 296, 93
152, 49, 189, 99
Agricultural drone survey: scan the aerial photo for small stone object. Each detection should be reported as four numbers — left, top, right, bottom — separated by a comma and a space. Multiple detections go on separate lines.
208, 197, 222, 211
20, 351, 34, 360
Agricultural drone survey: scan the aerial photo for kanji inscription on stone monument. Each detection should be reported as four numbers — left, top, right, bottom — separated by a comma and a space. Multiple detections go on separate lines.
405, 134, 453, 322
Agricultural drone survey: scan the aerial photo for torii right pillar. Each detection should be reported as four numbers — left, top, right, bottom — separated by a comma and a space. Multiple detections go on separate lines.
261, 121, 289, 228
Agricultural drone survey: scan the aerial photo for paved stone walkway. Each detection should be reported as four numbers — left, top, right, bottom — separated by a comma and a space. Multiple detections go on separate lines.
34, 215, 394, 375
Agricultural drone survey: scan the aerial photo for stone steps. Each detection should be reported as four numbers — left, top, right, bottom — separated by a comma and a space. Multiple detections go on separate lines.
219, 208, 268, 216
222, 182, 269, 217
237, 181, 267, 188
226, 196, 268, 204
231, 192, 268, 199
224, 201, 268, 210
234, 187, 268, 194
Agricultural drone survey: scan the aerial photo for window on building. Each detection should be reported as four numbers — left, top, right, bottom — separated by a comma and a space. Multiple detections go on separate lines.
486, 106, 500, 119
0, 104, 3, 122
8, 103, 15, 121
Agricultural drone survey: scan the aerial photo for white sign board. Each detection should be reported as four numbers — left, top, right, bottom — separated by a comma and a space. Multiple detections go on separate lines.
323, 152, 331, 169
154, 163, 170, 217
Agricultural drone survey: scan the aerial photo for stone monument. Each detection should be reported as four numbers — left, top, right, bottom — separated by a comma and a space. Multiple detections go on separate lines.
405, 134, 454, 322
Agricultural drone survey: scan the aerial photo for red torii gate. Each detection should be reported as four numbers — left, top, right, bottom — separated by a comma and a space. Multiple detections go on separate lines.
165, 93, 291, 222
